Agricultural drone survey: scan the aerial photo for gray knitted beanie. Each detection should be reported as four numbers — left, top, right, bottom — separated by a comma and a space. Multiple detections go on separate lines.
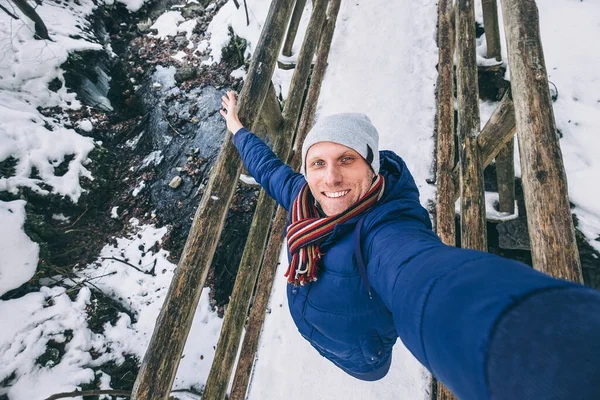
301, 113, 380, 176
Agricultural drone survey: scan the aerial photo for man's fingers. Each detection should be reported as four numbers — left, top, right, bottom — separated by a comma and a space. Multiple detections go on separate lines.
222, 100, 227, 108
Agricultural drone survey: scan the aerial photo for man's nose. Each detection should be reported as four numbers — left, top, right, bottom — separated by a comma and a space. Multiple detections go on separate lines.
324, 165, 342, 186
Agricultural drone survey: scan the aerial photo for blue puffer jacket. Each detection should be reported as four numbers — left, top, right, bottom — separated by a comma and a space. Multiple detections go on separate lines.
233, 128, 598, 400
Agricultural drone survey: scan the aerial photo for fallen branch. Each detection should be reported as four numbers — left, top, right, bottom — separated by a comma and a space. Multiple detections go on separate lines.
243, 0, 250, 26
101, 256, 156, 276
9, 0, 50, 40
45, 389, 131, 400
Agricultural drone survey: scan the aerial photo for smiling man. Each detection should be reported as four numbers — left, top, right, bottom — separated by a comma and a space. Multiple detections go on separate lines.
220, 91, 600, 399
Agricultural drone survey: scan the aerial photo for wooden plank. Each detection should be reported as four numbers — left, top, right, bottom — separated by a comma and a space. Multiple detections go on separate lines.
456, 0, 487, 251
496, 140, 515, 214
501, 0, 582, 282
229, 1, 342, 398
282, 0, 308, 57
202, 1, 330, 399
129, 2, 296, 398
482, 0, 502, 61
435, 0, 457, 247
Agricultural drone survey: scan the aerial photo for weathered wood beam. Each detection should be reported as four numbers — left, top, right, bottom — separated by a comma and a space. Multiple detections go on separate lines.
434, 0, 458, 396
434, 1, 458, 398
501, 0, 582, 282
482, 0, 501, 61
478, 89, 516, 169
261, 83, 284, 135
456, 0, 487, 251
282, 0, 308, 57
435, 0, 456, 248
229, 1, 341, 398
129, 2, 296, 399
202, 1, 330, 399
496, 140, 515, 213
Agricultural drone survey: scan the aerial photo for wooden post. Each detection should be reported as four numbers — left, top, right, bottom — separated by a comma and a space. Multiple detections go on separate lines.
495, 140, 515, 213
229, 2, 341, 398
282, 0, 308, 57
130, 2, 296, 399
434, 1, 458, 398
481, 0, 501, 61
501, 0, 582, 282
435, 0, 456, 247
202, 1, 329, 399
456, 0, 487, 251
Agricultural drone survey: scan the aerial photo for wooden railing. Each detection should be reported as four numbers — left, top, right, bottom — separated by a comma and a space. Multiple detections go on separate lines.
433, 0, 582, 398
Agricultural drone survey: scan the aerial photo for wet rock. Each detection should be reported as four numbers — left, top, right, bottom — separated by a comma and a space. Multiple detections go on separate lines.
182, 2, 205, 19
169, 176, 182, 189
175, 66, 198, 83
174, 35, 188, 47
497, 218, 531, 251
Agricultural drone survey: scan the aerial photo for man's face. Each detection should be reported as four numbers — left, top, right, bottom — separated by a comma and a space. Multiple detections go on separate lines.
305, 141, 375, 216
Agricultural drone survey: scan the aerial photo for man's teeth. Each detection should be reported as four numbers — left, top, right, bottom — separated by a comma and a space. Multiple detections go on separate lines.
324, 190, 349, 198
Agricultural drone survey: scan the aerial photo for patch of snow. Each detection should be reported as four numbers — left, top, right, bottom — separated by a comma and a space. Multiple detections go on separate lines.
132, 181, 146, 197
78, 119, 94, 132
0, 200, 39, 296
0, 0, 99, 201
52, 213, 70, 223
172, 50, 188, 63
239, 174, 259, 185
141, 150, 164, 168
111, 206, 119, 219
230, 66, 247, 79
0, 221, 224, 397
150, 11, 185, 39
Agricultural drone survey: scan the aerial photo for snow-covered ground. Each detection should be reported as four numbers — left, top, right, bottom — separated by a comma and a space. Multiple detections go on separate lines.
1, 0, 599, 398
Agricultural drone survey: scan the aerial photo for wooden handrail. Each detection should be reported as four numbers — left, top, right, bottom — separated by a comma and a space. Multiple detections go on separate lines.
202, 1, 330, 398
229, 1, 342, 398
129, 1, 296, 398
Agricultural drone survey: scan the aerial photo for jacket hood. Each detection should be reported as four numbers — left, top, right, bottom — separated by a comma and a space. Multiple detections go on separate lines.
367, 150, 432, 231
378, 150, 422, 205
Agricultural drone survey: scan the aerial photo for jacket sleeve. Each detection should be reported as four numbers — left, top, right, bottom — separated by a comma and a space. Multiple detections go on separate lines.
364, 220, 584, 400
232, 128, 306, 210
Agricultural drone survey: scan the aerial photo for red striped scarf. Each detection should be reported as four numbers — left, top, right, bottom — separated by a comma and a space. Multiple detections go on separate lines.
285, 174, 385, 285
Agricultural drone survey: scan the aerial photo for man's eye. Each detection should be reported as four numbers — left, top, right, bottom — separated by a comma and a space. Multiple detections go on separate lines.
341, 156, 354, 162
313, 160, 324, 167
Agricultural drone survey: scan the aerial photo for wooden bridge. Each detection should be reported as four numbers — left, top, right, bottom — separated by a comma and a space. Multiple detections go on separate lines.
129, 1, 583, 399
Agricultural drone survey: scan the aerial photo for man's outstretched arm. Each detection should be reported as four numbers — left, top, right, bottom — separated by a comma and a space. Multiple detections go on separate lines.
365, 222, 600, 399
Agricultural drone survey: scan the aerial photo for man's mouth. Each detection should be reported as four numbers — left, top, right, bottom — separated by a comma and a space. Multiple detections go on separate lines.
323, 190, 350, 199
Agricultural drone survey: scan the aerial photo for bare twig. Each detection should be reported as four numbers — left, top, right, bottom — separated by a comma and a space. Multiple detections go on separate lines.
0, 3, 19, 19
243, 0, 250, 26
67, 208, 88, 229
232, 0, 240, 8
101, 256, 156, 276
167, 119, 181, 135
